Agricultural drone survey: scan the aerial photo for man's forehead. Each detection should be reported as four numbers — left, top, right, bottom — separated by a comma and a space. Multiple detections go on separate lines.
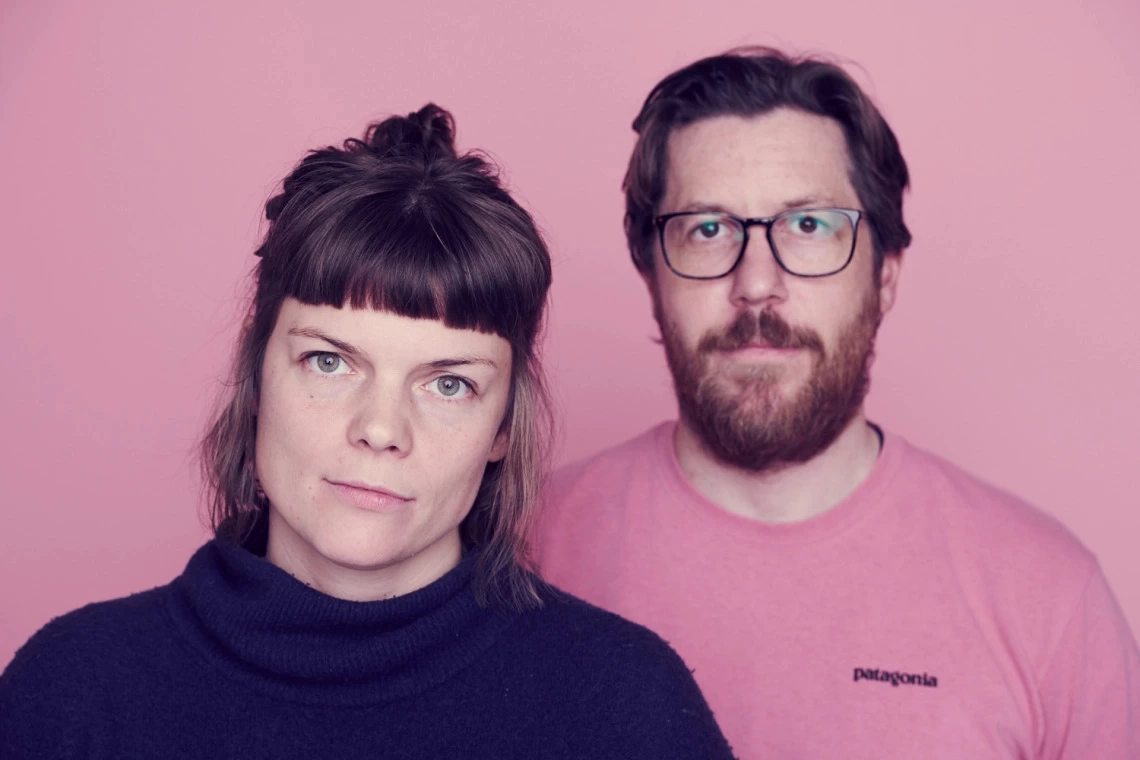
662, 109, 857, 211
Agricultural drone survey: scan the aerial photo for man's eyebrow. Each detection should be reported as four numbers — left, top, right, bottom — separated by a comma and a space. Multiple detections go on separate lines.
287, 327, 362, 356
673, 196, 844, 216
777, 196, 841, 211
672, 202, 735, 215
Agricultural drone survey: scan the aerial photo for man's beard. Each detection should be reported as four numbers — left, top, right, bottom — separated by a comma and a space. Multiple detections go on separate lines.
659, 288, 882, 473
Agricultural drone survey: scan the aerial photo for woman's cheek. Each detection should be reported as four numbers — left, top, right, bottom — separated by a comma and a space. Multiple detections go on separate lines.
299, 372, 359, 401
414, 387, 480, 425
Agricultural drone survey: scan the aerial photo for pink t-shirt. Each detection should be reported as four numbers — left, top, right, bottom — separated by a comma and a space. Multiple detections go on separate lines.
535, 422, 1140, 759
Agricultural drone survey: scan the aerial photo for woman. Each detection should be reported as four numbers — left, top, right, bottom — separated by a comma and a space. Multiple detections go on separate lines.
0, 105, 734, 758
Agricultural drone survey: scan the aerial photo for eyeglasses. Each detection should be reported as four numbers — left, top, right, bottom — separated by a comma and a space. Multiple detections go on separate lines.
654, 208, 863, 279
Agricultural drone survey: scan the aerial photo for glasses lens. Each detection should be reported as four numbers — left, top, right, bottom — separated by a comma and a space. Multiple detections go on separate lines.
770, 209, 855, 276
662, 213, 745, 278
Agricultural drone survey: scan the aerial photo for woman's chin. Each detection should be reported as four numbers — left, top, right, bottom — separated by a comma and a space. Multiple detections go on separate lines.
306, 527, 460, 582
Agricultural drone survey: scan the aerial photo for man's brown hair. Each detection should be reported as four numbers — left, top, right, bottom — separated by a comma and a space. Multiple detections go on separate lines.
624, 47, 912, 276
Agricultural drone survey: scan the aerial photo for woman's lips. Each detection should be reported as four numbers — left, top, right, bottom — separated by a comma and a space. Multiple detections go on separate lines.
327, 480, 413, 512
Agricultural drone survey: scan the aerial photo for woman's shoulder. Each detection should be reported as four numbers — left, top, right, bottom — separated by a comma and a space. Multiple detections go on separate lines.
499, 582, 736, 757
532, 582, 675, 645
2, 585, 174, 695
524, 583, 701, 686
0, 586, 175, 757
16, 584, 171, 655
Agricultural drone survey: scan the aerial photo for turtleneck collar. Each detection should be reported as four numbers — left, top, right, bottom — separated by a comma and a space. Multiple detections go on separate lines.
164, 540, 518, 706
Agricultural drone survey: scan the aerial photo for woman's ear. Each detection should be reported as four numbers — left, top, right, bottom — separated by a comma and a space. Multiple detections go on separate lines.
489, 428, 509, 463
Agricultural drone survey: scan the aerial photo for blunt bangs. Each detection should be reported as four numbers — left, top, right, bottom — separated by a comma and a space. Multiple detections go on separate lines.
259, 158, 549, 352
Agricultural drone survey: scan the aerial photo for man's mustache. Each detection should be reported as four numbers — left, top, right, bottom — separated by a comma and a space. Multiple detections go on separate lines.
698, 310, 825, 355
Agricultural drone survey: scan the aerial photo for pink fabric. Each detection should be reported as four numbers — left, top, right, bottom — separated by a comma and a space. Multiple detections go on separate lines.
535, 422, 1140, 759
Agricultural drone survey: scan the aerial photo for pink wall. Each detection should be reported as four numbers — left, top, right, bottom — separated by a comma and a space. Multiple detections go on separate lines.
2, 0, 1138, 666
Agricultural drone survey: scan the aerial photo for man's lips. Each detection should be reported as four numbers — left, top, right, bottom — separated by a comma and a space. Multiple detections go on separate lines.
722, 342, 802, 354
326, 480, 413, 512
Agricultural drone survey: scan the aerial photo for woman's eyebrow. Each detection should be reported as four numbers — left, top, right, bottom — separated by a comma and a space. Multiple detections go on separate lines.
288, 329, 498, 370
425, 357, 499, 370
287, 327, 362, 357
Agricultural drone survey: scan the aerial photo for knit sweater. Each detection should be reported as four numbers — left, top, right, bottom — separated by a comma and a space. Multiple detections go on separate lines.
0, 540, 735, 759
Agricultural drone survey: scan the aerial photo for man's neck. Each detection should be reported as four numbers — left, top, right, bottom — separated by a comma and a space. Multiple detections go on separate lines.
673, 412, 882, 524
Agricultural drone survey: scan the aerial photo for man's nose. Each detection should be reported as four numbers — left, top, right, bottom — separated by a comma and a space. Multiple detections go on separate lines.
727, 230, 789, 309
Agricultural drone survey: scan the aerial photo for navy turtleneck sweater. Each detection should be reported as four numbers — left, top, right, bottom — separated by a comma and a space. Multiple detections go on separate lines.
0, 541, 735, 759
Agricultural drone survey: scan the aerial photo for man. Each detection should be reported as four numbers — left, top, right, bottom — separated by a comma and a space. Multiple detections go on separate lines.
535, 48, 1139, 759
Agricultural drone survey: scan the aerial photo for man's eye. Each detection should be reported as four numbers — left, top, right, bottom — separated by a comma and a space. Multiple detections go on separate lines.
687, 217, 735, 241
788, 214, 830, 235
432, 376, 472, 398
305, 353, 350, 375
696, 221, 722, 239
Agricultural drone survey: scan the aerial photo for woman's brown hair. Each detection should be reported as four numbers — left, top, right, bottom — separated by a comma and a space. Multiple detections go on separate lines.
200, 104, 553, 611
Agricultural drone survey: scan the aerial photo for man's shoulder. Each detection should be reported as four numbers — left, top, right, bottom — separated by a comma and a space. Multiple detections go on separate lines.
534, 423, 674, 572
890, 433, 1096, 576
548, 421, 672, 503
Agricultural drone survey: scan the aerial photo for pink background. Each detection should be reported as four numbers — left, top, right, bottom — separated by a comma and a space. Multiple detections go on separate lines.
2, 0, 1138, 666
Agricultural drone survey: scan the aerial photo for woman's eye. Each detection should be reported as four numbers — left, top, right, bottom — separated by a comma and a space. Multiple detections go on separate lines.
432, 375, 472, 399
305, 352, 350, 375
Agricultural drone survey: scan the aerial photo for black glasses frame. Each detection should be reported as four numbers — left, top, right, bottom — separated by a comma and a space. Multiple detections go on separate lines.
653, 207, 863, 280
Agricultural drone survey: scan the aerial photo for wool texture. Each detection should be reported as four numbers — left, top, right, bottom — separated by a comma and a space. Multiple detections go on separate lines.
1, 540, 736, 759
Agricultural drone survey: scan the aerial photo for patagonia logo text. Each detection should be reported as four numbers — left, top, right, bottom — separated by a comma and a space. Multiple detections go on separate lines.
853, 668, 938, 688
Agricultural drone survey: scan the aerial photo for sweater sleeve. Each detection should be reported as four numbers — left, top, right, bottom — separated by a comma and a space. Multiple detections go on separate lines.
1036, 564, 1140, 759
0, 616, 100, 759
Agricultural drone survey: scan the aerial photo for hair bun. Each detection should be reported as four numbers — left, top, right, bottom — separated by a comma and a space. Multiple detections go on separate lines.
363, 103, 458, 160
255, 104, 462, 253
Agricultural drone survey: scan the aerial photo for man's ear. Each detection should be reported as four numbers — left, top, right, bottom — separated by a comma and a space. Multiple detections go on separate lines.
878, 251, 904, 315
639, 263, 667, 328
640, 269, 657, 301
